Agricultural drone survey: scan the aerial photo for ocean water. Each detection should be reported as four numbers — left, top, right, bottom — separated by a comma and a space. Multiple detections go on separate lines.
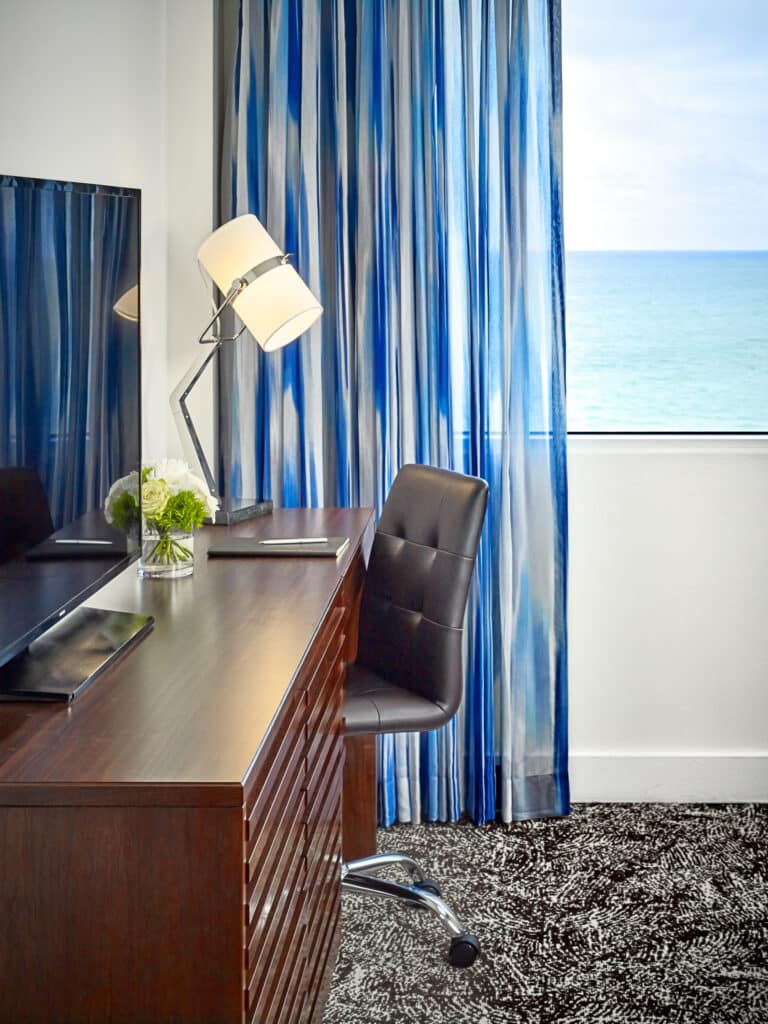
565, 251, 768, 432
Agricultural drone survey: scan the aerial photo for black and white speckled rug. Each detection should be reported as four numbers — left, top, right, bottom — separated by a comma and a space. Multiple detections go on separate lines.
324, 804, 767, 1023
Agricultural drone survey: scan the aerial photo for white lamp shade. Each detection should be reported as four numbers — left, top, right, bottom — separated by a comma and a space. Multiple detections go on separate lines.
197, 214, 322, 351
113, 284, 139, 322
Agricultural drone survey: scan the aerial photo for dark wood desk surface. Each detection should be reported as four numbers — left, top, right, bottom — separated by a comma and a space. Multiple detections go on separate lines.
0, 507, 373, 1024
0, 507, 373, 806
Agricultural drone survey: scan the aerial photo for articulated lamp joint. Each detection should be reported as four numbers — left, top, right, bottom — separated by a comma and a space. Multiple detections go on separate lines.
196, 253, 294, 346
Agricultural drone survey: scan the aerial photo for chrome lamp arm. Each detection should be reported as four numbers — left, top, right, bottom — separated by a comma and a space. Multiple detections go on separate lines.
170, 254, 292, 512
197, 254, 291, 344
170, 342, 222, 498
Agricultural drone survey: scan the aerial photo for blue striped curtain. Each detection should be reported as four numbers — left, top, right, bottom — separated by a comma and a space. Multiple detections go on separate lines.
221, 0, 569, 824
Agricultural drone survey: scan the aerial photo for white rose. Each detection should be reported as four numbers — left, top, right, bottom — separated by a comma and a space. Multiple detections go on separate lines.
151, 458, 194, 493
188, 479, 219, 518
104, 471, 139, 523
148, 459, 218, 518
142, 478, 171, 518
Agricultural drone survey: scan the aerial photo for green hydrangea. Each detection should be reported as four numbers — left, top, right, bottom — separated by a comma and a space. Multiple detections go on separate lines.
156, 489, 209, 532
109, 490, 140, 532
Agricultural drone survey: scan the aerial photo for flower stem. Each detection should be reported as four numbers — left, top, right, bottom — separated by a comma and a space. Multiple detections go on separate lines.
144, 533, 193, 565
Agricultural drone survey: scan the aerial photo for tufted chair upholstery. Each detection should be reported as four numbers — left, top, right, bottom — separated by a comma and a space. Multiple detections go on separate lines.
344, 464, 488, 736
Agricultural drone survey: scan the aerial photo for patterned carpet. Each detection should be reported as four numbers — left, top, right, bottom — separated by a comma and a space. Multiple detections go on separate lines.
324, 804, 768, 1024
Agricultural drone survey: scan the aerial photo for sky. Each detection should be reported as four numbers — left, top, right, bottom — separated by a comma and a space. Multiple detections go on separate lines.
562, 0, 768, 251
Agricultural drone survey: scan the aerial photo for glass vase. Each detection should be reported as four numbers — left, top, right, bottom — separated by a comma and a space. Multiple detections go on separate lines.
138, 528, 194, 579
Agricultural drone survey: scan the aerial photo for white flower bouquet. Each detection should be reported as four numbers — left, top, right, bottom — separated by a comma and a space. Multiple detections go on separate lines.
105, 459, 218, 574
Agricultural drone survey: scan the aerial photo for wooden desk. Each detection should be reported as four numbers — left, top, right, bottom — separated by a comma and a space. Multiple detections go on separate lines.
0, 508, 373, 1024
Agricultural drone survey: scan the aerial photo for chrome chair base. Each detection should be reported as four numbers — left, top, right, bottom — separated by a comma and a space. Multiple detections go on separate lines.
341, 853, 480, 967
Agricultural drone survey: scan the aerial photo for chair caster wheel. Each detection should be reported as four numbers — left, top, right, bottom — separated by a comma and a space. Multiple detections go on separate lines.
448, 933, 480, 968
416, 879, 442, 898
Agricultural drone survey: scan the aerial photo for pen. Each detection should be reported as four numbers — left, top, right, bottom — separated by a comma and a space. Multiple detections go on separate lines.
259, 537, 329, 546
55, 539, 114, 545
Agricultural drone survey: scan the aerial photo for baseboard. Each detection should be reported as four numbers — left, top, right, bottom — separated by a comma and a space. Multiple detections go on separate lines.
569, 752, 768, 803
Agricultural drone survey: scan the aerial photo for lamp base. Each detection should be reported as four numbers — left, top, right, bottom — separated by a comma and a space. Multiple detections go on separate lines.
209, 498, 273, 526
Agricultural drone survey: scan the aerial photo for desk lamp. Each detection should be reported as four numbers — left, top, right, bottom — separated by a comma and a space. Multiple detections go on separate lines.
171, 215, 322, 525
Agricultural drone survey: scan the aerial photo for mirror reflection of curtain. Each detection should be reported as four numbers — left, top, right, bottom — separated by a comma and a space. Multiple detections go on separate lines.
0, 177, 140, 529
221, 0, 569, 825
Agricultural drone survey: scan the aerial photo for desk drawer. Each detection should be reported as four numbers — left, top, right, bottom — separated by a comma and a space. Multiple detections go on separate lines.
305, 821, 342, 944
306, 639, 344, 735
246, 701, 307, 872
302, 869, 342, 1024
337, 547, 365, 663
337, 545, 365, 608
247, 891, 305, 1024
247, 850, 305, 977
246, 784, 306, 920
241, 553, 356, 1023
243, 682, 305, 822
297, 605, 345, 693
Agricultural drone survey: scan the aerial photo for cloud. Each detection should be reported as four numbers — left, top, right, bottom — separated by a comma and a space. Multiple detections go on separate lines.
562, 1, 768, 250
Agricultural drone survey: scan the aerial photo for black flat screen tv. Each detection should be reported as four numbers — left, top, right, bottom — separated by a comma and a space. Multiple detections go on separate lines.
0, 175, 151, 700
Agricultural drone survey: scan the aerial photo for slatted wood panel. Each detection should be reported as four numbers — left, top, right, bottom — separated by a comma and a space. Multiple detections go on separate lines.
244, 584, 350, 1024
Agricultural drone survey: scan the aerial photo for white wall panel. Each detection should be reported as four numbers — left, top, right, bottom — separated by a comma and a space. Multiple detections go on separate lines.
569, 436, 768, 800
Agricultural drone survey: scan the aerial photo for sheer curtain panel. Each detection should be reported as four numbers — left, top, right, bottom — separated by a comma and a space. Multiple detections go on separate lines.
220, 0, 569, 824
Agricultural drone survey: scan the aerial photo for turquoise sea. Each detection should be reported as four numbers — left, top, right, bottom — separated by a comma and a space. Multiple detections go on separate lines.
565, 251, 768, 432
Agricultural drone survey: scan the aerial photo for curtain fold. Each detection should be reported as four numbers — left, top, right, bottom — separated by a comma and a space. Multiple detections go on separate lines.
221, 0, 569, 824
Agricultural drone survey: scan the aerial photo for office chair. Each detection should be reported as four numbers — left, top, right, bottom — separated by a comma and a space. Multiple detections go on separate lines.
0, 467, 54, 563
341, 463, 489, 967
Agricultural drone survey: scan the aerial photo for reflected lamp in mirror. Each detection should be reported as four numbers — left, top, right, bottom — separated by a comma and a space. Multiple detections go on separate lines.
170, 214, 322, 525
113, 284, 139, 322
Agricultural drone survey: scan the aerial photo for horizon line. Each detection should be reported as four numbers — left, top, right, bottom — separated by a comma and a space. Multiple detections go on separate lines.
566, 248, 768, 254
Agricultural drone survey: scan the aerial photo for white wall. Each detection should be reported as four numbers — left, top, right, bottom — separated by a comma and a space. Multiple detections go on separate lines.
0, 0, 214, 463
165, 0, 215, 468
569, 436, 768, 801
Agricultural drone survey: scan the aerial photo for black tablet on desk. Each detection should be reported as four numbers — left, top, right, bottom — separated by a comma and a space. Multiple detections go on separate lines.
208, 537, 350, 558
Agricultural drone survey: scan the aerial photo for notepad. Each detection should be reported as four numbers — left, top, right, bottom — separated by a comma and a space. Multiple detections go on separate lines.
207, 537, 350, 559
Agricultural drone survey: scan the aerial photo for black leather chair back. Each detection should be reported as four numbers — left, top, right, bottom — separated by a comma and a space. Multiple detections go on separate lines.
0, 467, 54, 563
356, 464, 488, 718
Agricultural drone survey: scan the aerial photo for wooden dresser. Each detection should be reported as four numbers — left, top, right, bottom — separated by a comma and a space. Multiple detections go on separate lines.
0, 508, 372, 1024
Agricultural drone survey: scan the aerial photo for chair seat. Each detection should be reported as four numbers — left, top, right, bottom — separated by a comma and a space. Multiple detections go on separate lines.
343, 663, 449, 736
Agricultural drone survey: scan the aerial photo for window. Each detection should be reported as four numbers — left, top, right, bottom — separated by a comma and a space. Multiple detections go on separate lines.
562, 0, 768, 432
